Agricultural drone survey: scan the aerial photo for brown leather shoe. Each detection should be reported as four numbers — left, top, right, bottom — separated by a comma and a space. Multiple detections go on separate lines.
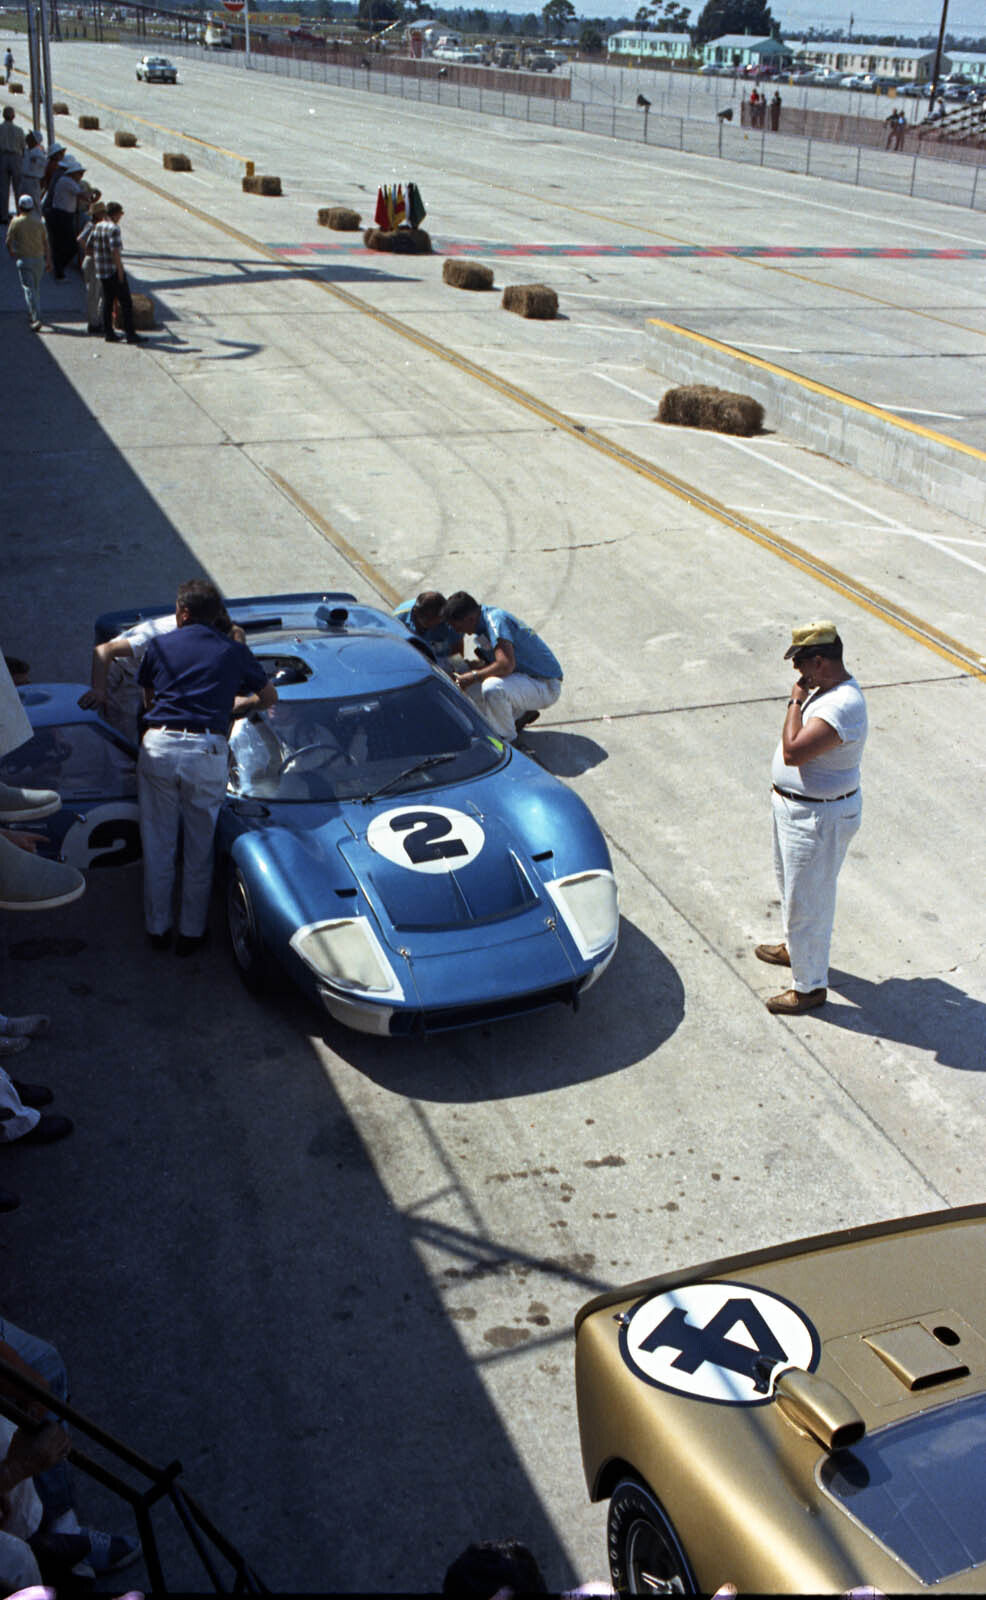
766, 987, 826, 1014
755, 942, 790, 967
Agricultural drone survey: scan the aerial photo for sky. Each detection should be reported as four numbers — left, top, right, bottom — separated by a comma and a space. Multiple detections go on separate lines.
496, 0, 984, 34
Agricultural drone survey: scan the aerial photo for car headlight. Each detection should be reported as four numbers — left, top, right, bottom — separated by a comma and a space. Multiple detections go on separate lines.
289, 917, 404, 1000
546, 870, 619, 960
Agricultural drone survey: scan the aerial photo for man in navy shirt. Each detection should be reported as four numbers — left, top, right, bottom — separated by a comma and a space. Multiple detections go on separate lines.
137, 580, 276, 954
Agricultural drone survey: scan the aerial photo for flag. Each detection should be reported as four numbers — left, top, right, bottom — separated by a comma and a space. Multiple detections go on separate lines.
407, 182, 426, 227
392, 184, 407, 227
374, 186, 390, 228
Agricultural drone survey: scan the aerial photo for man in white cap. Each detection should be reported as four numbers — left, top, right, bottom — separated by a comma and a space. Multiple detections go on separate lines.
18, 130, 46, 208
5, 194, 51, 330
756, 621, 867, 1014
0, 106, 24, 224
46, 153, 85, 277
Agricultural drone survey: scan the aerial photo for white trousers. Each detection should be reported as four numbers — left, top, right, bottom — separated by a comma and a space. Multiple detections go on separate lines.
138, 729, 228, 937
771, 790, 861, 993
464, 673, 561, 740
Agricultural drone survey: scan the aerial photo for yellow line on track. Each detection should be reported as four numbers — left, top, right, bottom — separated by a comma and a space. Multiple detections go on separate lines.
53, 133, 986, 684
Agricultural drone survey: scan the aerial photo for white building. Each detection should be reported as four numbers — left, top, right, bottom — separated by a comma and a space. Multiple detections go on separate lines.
784, 40, 946, 82
606, 30, 693, 62
702, 34, 792, 69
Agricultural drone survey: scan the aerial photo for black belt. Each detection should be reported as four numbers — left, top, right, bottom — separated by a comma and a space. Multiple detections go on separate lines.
146, 724, 227, 738
773, 784, 858, 804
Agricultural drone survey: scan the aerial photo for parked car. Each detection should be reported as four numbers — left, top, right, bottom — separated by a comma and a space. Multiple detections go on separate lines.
809, 67, 845, 85
135, 55, 177, 82
576, 1205, 986, 1593
527, 53, 558, 71
899, 79, 931, 96
16, 595, 619, 1037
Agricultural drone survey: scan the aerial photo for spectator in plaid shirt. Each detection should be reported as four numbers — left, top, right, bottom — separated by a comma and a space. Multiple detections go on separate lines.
90, 201, 143, 345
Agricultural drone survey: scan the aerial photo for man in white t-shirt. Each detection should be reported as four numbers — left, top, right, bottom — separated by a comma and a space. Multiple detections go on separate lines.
79, 613, 178, 742
756, 620, 867, 1015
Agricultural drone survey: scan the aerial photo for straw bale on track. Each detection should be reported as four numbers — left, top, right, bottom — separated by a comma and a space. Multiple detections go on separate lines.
363, 226, 431, 254
501, 283, 558, 319
318, 206, 361, 229
656, 384, 763, 436
443, 259, 494, 291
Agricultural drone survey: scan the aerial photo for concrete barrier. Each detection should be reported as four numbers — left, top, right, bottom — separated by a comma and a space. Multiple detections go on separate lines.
645, 316, 986, 525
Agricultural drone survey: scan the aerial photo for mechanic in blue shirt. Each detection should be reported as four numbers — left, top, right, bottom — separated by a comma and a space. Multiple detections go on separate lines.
441, 591, 563, 741
393, 591, 460, 667
137, 580, 276, 955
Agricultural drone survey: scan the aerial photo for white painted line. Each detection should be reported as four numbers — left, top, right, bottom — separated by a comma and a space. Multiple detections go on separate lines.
879, 406, 967, 420
594, 371, 661, 406
721, 434, 986, 577
743, 343, 803, 353
569, 322, 641, 333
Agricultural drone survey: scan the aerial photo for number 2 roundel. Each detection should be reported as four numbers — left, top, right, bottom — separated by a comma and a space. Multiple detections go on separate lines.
620, 1281, 819, 1405
366, 805, 485, 874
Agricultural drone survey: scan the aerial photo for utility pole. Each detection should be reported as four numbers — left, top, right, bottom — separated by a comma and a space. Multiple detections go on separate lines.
928, 0, 948, 112
36, 0, 55, 146
25, 0, 42, 129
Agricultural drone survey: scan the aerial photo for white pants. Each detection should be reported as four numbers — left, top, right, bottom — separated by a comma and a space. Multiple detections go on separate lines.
138, 729, 228, 937
771, 790, 861, 993
0, 654, 32, 759
464, 673, 561, 741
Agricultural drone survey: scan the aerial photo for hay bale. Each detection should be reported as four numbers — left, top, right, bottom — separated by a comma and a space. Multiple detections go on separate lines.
7, 82, 23, 94
501, 283, 558, 319
242, 174, 282, 195
78, 114, 99, 129
318, 206, 361, 230
53, 101, 69, 114
443, 258, 494, 291
656, 384, 764, 437
163, 151, 191, 171
114, 292, 155, 331
363, 225, 431, 254
114, 130, 137, 147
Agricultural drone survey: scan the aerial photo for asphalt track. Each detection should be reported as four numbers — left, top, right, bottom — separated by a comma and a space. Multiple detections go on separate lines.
1, 39, 985, 1593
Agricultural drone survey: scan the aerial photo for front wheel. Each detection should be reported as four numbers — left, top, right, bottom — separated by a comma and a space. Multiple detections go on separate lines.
607, 1479, 697, 1595
226, 867, 265, 992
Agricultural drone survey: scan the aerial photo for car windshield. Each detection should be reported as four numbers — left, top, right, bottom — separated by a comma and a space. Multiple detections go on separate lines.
227, 675, 505, 803
819, 1392, 986, 1583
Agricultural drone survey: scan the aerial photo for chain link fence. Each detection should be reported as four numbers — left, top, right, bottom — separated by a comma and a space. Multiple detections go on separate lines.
165, 42, 986, 212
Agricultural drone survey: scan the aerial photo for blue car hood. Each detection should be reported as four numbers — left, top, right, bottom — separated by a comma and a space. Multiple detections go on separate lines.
338, 803, 546, 950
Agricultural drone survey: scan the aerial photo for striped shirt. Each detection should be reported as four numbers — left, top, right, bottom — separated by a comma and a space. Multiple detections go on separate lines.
90, 219, 122, 279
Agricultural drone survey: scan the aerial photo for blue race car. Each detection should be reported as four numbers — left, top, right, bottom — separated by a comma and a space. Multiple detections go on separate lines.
13, 595, 619, 1036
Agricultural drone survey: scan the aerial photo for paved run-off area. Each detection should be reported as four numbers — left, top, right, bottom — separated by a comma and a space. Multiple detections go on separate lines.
1, 38, 985, 1591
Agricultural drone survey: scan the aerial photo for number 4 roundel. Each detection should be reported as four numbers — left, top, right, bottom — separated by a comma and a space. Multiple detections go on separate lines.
366, 805, 486, 874
620, 1281, 820, 1404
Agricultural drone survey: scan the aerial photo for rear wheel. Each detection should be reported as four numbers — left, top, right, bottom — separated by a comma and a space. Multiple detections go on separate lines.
226, 867, 265, 992
607, 1479, 697, 1595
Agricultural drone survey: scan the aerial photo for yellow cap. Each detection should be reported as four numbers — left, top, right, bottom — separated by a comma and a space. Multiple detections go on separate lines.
784, 621, 838, 659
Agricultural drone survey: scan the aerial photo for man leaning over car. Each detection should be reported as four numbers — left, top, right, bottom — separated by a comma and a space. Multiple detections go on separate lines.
137, 580, 276, 956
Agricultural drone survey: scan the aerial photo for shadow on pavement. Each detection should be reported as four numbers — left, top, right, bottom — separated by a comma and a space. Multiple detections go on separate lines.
0, 302, 585, 1592
828, 967, 986, 1072
521, 728, 608, 776
324, 916, 684, 1102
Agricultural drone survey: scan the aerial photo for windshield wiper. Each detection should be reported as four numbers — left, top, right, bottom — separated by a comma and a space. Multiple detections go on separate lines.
359, 753, 458, 804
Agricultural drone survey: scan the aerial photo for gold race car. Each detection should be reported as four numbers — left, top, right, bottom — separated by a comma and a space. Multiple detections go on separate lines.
575, 1205, 986, 1593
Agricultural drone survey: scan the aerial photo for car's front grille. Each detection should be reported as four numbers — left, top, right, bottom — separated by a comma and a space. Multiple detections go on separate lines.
389, 981, 581, 1036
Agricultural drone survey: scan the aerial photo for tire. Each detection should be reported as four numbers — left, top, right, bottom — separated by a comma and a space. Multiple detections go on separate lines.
607, 1478, 697, 1595
226, 866, 266, 992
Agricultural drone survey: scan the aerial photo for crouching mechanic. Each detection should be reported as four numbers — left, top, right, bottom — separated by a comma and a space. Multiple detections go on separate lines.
442, 592, 562, 741
137, 580, 276, 955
